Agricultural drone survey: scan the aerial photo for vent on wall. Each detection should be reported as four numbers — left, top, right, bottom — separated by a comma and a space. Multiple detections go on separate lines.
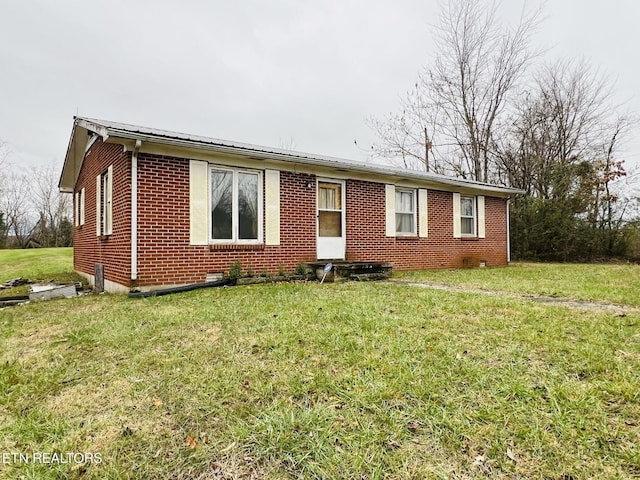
206, 272, 225, 282
461, 256, 481, 268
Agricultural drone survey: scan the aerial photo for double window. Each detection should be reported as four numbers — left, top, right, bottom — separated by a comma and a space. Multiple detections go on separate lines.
395, 188, 416, 235
210, 167, 262, 242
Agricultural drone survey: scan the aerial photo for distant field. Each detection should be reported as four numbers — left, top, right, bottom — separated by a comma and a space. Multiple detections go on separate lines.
0, 247, 74, 279
0, 248, 78, 296
1, 251, 639, 479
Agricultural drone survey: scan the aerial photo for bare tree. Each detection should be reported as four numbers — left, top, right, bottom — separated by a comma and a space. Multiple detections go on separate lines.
497, 59, 637, 260
0, 141, 9, 244
496, 60, 620, 198
1, 170, 33, 248
593, 115, 636, 254
368, 85, 444, 172
0, 157, 73, 248
369, 0, 541, 181
30, 162, 73, 247
0, 140, 8, 167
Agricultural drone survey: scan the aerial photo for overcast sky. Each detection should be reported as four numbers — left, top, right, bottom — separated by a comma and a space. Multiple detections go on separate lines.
1, 0, 639, 180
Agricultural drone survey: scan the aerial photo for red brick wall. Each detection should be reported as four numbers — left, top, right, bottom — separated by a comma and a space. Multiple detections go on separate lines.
345, 180, 508, 269
134, 154, 318, 287
74, 149, 509, 290
73, 140, 131, 287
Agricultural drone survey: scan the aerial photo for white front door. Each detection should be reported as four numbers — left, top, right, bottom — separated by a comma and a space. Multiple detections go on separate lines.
316, 179, 345, 260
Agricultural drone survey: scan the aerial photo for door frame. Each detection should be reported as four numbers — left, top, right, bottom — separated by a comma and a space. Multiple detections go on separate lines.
316, 178, 346, 260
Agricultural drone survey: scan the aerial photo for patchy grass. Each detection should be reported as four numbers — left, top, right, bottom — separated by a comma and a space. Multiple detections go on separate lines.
0, 248, 81, 297
396, 261, 640, 306
1, 255, 639, 479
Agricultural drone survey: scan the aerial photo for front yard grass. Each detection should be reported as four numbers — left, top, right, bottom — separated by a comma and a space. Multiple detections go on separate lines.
1, 259, 639, 478
396, 261, 640, 307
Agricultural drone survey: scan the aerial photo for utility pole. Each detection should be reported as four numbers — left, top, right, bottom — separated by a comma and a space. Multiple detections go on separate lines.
424, 127, 431, 172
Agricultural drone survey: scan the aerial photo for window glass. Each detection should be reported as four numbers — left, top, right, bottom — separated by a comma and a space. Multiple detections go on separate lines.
461, 218, 474, 235
98, 169, 111, 235
211, 170, 233, 240
318, 182, 341, 210
238, 172, 258, 240
102, 172, 108, 232
396, 190, 413, 213
396, 213, 414, 233
461, 197, 474, 217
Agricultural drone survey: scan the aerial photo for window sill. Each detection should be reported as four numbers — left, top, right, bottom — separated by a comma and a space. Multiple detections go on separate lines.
98, 235, 111, 241
396, 234, 419, 240
209, 243, 265, 252
461, 236, 478, 241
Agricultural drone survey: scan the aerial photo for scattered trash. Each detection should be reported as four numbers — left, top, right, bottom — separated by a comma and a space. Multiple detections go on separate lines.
0, 278, 83, 308
29, 284, 78, 301
0, 277, 30, 290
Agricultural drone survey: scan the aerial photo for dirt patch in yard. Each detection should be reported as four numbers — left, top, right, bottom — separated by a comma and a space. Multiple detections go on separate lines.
392, 280, 640, 315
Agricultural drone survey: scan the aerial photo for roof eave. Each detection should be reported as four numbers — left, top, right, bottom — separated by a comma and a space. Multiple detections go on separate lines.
58, 118, 112, 192
60, 116, 524, 197
105, 129, 522, 196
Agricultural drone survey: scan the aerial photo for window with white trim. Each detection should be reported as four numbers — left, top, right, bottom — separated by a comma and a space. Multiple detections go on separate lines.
210, 167, 262, 242
75, 188, 85, 226
395, 188, 416, 235
96, 166, 112, 236
460, 195, 476, 236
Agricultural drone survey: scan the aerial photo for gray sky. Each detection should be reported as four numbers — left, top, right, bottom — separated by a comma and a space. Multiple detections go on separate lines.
1, 0, 639, 178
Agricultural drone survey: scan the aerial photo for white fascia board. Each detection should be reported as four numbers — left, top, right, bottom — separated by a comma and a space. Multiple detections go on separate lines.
75, 118, 110, 141
103, 130, 524, 197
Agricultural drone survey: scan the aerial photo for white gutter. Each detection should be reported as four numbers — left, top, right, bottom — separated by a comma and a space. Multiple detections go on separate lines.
506, 198, 511, 263
104, 130, 523, 197
131, 139, 141, 281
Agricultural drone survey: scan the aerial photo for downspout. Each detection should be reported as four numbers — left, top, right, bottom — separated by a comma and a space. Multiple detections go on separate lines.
131, 140, 142, 282
506, 198, 511, 263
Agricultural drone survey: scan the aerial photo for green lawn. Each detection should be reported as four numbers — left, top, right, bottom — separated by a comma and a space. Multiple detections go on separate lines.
1, 251, 639, 479
0, 248, 79, 296
0, 248, 74, 281
396, 261, 640, 306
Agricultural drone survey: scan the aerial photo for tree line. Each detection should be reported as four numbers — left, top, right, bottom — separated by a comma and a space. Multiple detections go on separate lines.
0, 143, 72, 249
369, 0, 639, 261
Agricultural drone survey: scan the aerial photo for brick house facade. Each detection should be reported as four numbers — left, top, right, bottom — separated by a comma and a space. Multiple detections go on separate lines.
59, 117, 519, 293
